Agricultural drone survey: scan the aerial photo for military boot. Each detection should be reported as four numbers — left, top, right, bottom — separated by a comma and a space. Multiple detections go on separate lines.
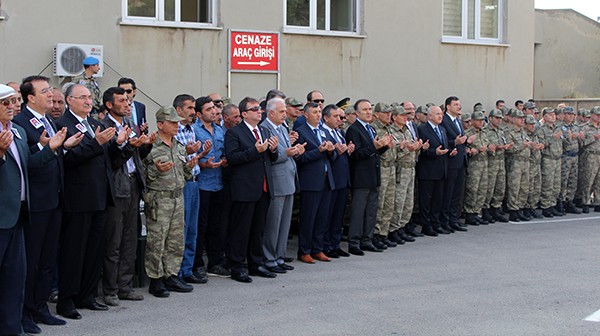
555, 200, 566, 216
482, 208, 495, 223
492, 207, 509, 222
564, 201, 582, 214
542, 208, 554, 218
529, 208, 543, 219
582, 205, 590, 213
509, 210, 520, 222
518, 209, 531, 221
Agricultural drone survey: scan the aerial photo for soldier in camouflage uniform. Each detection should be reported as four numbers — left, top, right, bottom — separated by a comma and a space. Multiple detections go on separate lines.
524, 115, 544, 219
575, 108, 591, 207
578, 106, 600, 213
505, 109, 531, 222
71, 56, 103, 119
284, 97, 303, 131
463, 111, 490, 225
538, 108, 564, 217
372, 103, 398, 248
559, 106, 583, 214
482, 109, 510, 222
143, 106, 198, 298
388, 105, 424, 244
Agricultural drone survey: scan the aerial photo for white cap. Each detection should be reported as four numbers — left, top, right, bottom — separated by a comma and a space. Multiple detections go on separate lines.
0, 84, 16, 100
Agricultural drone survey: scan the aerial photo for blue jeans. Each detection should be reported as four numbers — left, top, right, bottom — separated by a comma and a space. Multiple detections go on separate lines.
179, 180, 200, 277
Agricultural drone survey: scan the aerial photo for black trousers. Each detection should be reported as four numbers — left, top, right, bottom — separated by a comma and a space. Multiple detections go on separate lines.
348, 187, 379, 248
419, 179, 445, 230
226, 193, 269, 273
325, 187, 349, 252
194, 189, 225, 270
441, 167, 465, 227
58, 210, 107, 310
23, 207, 61, 322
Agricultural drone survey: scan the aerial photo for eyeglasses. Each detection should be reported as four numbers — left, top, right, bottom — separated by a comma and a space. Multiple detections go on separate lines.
1, 97, 18, 106
124, 89, 133, 94
70, 95, 93, 101
244, 106, 262, 112
311, 99, 325, 104
40, 87, 53, 94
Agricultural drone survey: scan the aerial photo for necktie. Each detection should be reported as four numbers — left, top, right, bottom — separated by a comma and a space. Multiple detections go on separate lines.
366, 124, 375, 140
435, 126, 443, 145
81, 118, 95, 138
277, 126, 289, 147
253, 128, 267, 193
313, 128, 322, 145
40, 117, 55, 137
455, 118, 463, 135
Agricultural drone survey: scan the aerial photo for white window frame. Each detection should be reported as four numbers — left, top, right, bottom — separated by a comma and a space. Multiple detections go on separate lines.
120, 0, 219, 30
283, 0, 363, 38
441, 0, 506, 46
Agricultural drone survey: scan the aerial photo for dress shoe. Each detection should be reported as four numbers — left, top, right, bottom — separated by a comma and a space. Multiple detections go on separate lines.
421, 227, 438, 237
450, 224, 468, 232
381, 237, 397, 248
324, 250, 340, 259
78, 300, 109, 311
334, 248, 350, 257
442, 225, 455, 232
250, 266, 277, 278
348, 246, 365, 256
371, 238, 388, 250
48, 290, 59, 304
405, 228, 424, 237
361, 244, 384, 252
433, 227, 450, 235
388, 230, 402, 243
34, 312, 66, 326
266, 265, 287, 274
231, 271, 253, 283
183, 273, 207, 284
207, 264, 231, 277
465, 214, 480, 226
312, 252, 331, 262
298, 254, 316, 264
163, 276, 194, 292
192, 267, 209, 283
149, 278, 172, 297
118, 290, 144, 301
283, 256, 294, 263
56, 302, 82, 320
475, 216, 489, 225
22, 319, 42, 334
278, 263, 294, 270
103, 294, 119, 307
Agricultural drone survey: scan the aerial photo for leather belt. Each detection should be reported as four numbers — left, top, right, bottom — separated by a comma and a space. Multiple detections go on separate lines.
151, 189, 183, 198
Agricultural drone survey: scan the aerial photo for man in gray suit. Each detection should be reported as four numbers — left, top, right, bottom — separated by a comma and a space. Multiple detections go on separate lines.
260, 98, 305, 274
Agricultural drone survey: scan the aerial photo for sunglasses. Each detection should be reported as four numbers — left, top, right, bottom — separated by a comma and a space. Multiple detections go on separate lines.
124, 89, 134, 94
1, 97, 18, 106
311, 99, 325, 104
213, 99, 224, 106
245, 106, 262, 112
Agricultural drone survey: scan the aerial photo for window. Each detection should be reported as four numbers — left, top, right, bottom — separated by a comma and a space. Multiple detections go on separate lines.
443, 0, 504, 44
122, 0, 216, 28
285, 0, 360, 36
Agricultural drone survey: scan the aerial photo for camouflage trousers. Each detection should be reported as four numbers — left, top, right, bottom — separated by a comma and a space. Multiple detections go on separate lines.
144, 191, 185, 279
483, 157, 505, 209
463, 158, 488, 214
375, 165, 396, 236
575, 152, 586, 201
580, 153, 600, 205
506, 157, 530, 210
390, 165, 415, 232
560, 155, 578, 201
540, 157, 561, 209
527, 158, 542, 209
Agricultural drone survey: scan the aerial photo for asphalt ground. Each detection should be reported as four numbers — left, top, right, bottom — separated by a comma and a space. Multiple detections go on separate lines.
41, 213, 600, 336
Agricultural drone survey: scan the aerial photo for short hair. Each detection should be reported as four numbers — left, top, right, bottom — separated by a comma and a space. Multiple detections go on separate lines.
444, 96, 459, 112
303, 102, 319, 112
195, 96, 213, 113
173, 94, 195, 109
103, 87, 126, 109
222, 103, 239, 116
515, 100, 524, 107
306, 90, 323, 102
238, 97, 259, 115
266, 89, 286, 101
495, 99, 505, 106
322, 104, 338, 118
64, 83, 82, 99
353, 98, 370, 111
20, 75, 50, 104
266, 97, 285, 114
117, 77, 136, 89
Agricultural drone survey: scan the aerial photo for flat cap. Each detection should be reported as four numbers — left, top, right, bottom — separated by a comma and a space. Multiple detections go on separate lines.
0, 84, 16, 100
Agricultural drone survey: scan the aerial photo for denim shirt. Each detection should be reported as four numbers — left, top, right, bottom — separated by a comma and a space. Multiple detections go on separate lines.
192, 121, 224, 191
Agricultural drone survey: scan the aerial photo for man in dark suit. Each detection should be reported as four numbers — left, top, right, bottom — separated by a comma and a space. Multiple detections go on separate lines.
345, 99, 391, 255
321, 104, 354, 258
295, 102, 336, 263
440, 96, 474, 231
224, 97, 279, 283
401, 101, 424, 237
118, 77, 147, 134
0, 84, 67, 335
13, 76, 84, 333
417, 106, 456, 236
55, 84, 132, 320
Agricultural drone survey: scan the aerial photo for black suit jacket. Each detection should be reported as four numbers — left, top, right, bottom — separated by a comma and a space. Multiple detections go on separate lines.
345, 121, 387, 189
417, 122, 449, 180
55, 110, 125, 212
133, 101, 147, 134
441, 114, 467, 169
325, 127, 351, 190
224, 122, 278, 202
13, 107, 64, 212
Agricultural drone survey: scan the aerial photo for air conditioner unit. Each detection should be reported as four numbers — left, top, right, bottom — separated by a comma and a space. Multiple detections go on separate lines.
53, 43, 104, 77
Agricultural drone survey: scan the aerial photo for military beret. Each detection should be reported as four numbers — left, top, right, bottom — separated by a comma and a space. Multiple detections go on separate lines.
489, 109, 503, 118
374, 102, 393, 113
542, 107, 555, 115
511, 109, 525, 118
156, 106, 184, 122
285, 97, 303, 107
0, 84, 16, 100
524, 115, 537, 125
83, 56, 100, 66
471, 111, 485, 120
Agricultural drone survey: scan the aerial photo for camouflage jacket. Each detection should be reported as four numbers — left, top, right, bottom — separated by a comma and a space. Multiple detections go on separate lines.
505, 125, 531, 159
539, 123, 563, 159
143, 135, 192, 192
372, 119, 396, 163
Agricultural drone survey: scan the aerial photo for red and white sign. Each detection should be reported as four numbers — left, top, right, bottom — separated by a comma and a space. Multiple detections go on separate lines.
230, 30, 279, 72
